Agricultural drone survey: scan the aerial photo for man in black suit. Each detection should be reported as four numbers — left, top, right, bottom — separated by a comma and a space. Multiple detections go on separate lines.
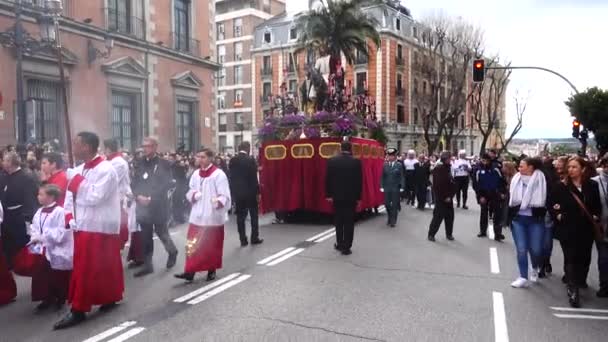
325, 141, 363, 255
229, 141, 263, 246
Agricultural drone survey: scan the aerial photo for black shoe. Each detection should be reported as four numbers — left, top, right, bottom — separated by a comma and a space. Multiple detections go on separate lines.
462, 205, 469, 210
495, 234, 505, 242
53, 311, 86, 330
597, 288, 608, 298
562, 275, 568, 284
99, 302, 118, 312
446, 235, 455, 241
477, 233, 487, 238
390, 224, 396, 228
166, 251, 178, 269
251, 238, 264, 245
35, 301, 53, 312
457, 203, 461, 208
568, 287, 581, 308
538, 268, 547, 279
334, 243, 343, 251
579, 282, 589, 289
174, 272, 195, 282
127, 261, 144, 269
428, 236, 436, 242
134, 265, 154, 277
545, 263, 553, 274
206, 270, 217, 281
240, 240, 249, 247
341, 249, 352, 255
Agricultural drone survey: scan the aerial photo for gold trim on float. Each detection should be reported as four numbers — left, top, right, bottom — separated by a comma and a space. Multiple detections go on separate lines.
291, 144, 315, 159
352, 143, 362, 158
319, 142, 341, 159
362, 144, 370, 158
264, 145, 287, 160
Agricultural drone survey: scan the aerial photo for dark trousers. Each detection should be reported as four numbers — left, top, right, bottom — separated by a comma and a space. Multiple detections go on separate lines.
333, 201, 356, 250
405, 172, 416, 205
480, 197, 503, 236
236, 198, 260, 243
140, 221, 178, 266
384, 190, 400, 225
560, 236, 594, 288
455, 176, 469, 206
415, 184, 427, 209
428, 201, 454, 237
597, 240, 608, 290
172, 182, 187, 224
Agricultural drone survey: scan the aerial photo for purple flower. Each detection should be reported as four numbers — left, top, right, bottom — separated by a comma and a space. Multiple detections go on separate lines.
280, 114, 306, 127
303, 126, 321, 138
310, 111, 337, 124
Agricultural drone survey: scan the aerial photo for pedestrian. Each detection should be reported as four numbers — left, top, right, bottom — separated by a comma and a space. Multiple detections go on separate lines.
0, 151, 38, 266
403, 150, 418, 207
552, 156, 602, 308
40, 152, 68, 206
452, 150, 471, 209
29, 184, 73, 312
591, 156, 608, 298
171, 154, 188, 225
0, 202, 17, 306
54, 132, 124, 329
104, 139, 132, 251
229, 141, 263, 246
507, 157, 547, 288
175, 148, 231, 283
427, 151, 456, 242
473, 153, 506, 241
539, 157, 559, 278
414, 155, 431, 210
381, 148, 404, 227
325, 141, 362, 255
131, 137, 178, 277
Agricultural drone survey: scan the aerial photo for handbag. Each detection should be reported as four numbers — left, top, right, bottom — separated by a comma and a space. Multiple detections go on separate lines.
568, 190, 605, 242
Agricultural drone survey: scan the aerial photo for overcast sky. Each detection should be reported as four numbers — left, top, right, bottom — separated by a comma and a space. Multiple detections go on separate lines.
287, 0, 608, 139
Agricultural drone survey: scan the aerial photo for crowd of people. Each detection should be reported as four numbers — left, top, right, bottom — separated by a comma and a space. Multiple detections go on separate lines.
0, 134, 261, 330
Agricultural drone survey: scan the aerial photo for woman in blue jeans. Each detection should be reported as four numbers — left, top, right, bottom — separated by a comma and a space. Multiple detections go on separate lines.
508, 157, 547, 288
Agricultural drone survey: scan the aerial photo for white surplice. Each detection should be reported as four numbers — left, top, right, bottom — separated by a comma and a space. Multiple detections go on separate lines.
29, 204, 73, 271
108, 155, 132, 205
186, 167, 231, 227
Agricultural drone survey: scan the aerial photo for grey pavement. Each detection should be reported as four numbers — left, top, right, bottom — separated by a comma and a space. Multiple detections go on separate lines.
1, 201, 607, 342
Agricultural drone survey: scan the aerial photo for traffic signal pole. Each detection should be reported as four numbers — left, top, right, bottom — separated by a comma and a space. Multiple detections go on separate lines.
484, 66, 579, 94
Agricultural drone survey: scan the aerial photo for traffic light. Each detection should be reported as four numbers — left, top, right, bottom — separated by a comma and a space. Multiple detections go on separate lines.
572, 119, 581, 138
473, 59, 485, 83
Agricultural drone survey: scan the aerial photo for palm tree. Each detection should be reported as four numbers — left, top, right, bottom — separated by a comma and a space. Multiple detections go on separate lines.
296, 0, 381, 65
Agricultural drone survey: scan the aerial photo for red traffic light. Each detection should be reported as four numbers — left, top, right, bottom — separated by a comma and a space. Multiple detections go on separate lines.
573, 120, 580, 127
472, 59, 485, 83
474, 61, 484, 70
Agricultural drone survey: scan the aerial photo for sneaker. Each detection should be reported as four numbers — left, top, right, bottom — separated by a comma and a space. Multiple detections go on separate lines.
511, 277, 530, 288
530, 268, 539, 283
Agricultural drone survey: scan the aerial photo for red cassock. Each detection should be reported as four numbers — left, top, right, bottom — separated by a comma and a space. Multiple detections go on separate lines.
184, 225, 224, 274
0, 240, 17, 305
31, 259, 71, 303
119, 208, 129, 250
47, 171, 68, 206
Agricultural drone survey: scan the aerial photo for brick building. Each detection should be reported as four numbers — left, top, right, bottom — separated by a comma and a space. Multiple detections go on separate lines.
0, 0, 219, 152
214, 0, 285, 154
251, 1, 507, 155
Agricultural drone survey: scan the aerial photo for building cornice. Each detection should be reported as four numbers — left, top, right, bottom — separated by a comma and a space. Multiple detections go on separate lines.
216, 8, 273, 22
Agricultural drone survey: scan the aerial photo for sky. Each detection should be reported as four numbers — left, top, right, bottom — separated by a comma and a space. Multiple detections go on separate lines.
287, 0, 608, 139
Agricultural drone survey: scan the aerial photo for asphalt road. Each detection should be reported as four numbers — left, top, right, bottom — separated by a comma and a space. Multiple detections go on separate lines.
1, 199, 607, 342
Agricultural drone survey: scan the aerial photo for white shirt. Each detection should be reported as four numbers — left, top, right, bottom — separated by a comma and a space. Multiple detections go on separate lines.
186, 167, 232, 227
30, 204, 73, 270
452, 158, 471, 177
67, 157, 121, 235
108, 154, 132, 205
403, 158, 419, 171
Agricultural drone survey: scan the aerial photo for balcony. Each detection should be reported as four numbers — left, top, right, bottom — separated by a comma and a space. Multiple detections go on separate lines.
260, 94, 271, 105
106, 8, 144, 39
261, 67, 273, 79
170, 32, 200, 57
395, 56, 405, 67
395, 87, 405, 98
355, 55, 368, 65
286, 63, 298, 74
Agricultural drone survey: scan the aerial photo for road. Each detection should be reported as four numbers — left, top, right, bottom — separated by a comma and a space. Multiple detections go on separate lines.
1, 200, 606, 342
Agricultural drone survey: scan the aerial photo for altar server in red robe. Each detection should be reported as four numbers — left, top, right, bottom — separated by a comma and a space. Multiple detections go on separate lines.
0, 202, 17, 306
175, 148, 231, 283
40, 152, 68, 206
29, 184, 73, 311
54, 132, 123, 330
104, 139, 132, 250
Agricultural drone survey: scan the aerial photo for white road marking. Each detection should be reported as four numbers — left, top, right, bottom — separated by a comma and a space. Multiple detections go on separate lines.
490, 247, 500, 274
488, 224, 495, 240
553, 314, 608, 320
82, 321, 137, 342
266, 248, 306, 266
314, 232, 336, 243
550, 307, 608, 314
173, 273, 241, 303
106, 327, 146, 342
492, 291, 509, 342
257, 247, 296, 265
306, 228, 336, 242
187, 274, 252, 305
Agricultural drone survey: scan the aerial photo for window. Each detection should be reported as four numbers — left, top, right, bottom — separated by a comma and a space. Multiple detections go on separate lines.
233, 18, 243, 37
355, 72, 367, 94
217, 45, 225, 64
459, 115, 465, 129
262, 55, 272, 75
306, 48, 316, 66
413, 26, 418, 38
219, 136, 227, 151
176, 100, 195, 152
413, 108, 419, 125
288, 52, 296, 72
262, 82, 272, 101
422, 81, 427, 94
107, 0, 142, 38
217, 92, 226, 109
234, 135, 243, 150
235, 112, 244, 125
396, 17, 401, 31
397, 44, 403, 60
174, 0, 191, 52
289, 27, 297, 40
26, 79, 62, 145
397, 74, 403, 91
111, 91, 137, 151
263, 30, 271, 44
234, 90, 243, 106
234, 42, 243, 61
218, 113, 227, 132
413, 79, 418, 94
218, 68, 226, 86
397, 105, 405, 123
382, 10, 388, 27
234, 65, 243, 84
217, 22, 225, 40
289, 79, 298, 93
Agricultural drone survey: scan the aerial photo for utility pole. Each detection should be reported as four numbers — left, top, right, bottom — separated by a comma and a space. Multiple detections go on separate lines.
14, 0, 26, 142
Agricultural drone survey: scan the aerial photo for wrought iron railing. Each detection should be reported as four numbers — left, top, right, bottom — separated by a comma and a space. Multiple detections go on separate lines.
106, 8, 144, 39
171, 32, 201, 57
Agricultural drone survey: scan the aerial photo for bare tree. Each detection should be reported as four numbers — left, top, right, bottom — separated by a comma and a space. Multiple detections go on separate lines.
412, 13, 484, 155
497, 92, 528, 154
470, 57, 511, 154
